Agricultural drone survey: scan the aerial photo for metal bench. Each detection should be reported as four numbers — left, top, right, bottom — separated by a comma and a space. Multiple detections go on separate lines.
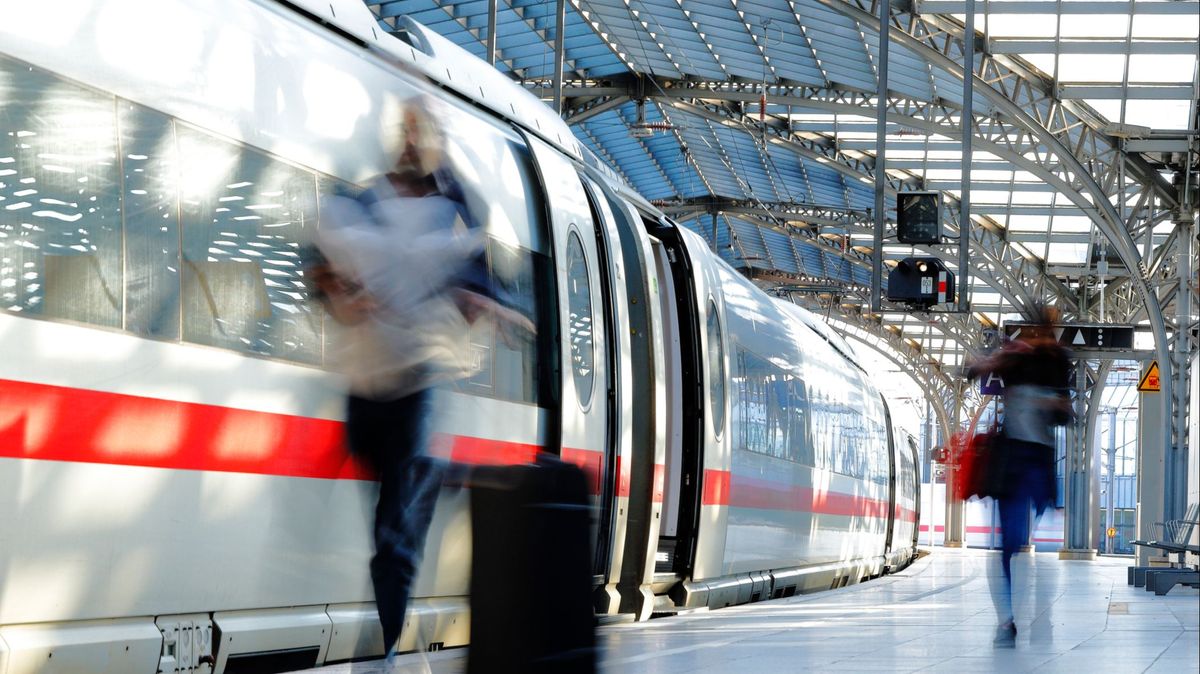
1128, 503, 1200, 596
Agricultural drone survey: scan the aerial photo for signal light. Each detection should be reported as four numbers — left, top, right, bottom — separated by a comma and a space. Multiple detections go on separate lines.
897, 191, 942, 244
887, 256, 955, 308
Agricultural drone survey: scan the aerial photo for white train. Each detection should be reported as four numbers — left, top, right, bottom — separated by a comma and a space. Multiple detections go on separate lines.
0, 1, 919, 672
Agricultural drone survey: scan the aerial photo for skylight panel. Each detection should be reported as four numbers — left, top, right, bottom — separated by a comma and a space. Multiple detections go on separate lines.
1046, 242, 1088, 264
1132, 14, 1200, 40
1057, 54, 1127, 82
1125, 99, 1192, 129
1127, 54, 1197, 83
1086, 99, 1123, 121
1052, 215, 1093, 233
1010, 191, 1054, 206
1060, 15, 1130, 39
1022, 53, 1058, 76
981, 14, 1058, 38
971, 190, 1012, 203
1008, 214, 1051, 231
973, 169, 1018, 181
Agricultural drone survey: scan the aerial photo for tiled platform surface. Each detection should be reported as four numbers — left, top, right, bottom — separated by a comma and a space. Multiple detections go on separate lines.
303, 549, 1199, 673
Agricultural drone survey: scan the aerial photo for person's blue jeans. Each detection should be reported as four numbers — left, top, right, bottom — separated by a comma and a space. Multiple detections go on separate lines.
345, 389, 444, 654
992, 438, 1053, 623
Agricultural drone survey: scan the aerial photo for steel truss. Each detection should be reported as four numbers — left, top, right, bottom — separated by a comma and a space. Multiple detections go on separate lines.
772, 288, 982, 443
529, 0, 1193, 517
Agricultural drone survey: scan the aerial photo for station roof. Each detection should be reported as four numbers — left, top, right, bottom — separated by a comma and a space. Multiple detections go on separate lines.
365, 0, 1198, 413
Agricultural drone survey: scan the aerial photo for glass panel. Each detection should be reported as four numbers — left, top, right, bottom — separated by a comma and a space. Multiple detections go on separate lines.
119, 101, 180, 339
707, 301, 726, 435
458, 237, 543, 405
177, 125, 320, 363
565, 230, 594, 408
0, 55, 122, 327
1127, 54, 1197, 84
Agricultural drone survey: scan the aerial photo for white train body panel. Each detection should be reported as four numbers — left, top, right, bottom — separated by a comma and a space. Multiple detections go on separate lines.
0, 0, 918, 669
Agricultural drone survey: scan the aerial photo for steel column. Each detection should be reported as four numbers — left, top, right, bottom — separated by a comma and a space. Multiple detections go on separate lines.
486, 0, 498, 66
945, 382, 965, 547
552, 0, 566, 115
1169, 218, 1194, 521
958, 0, 974, 314
871, 0, 890, 312
1105, 408, 1117, 555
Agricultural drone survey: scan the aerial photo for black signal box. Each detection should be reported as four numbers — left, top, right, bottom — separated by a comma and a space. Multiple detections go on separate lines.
897, 191, 942, 244
887, 256, 955, 308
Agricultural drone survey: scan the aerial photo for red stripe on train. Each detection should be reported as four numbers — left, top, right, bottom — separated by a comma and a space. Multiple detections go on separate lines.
702, 469, 917, 521
0, 378, 367, 480
0, 378, 613, 491
917, 525, 1064, 543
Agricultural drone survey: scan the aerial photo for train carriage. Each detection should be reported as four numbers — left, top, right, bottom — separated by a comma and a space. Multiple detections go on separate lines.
0, 1, 918, 671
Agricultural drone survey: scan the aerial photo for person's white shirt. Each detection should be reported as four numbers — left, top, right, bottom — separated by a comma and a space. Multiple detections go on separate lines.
318, 176, 484, 399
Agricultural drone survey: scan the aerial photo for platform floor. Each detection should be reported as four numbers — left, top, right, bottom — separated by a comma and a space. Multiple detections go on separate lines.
303, 549, 1199, 673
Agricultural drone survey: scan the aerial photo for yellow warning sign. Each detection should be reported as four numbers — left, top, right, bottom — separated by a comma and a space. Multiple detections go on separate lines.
1107, 527, 1117, 538
1137, 361, 1161, 393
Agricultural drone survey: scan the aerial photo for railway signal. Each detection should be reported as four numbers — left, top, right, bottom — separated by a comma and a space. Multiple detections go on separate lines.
887, 256, 955, 308
896, 192, 942, 244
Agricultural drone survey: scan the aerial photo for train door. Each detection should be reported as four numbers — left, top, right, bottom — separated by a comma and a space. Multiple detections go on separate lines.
881, 397, 898, 562
646, 222, 704, 582
579, 182, 669, 617
577, 176, 629, 588
518, 132, 617, 579
652, 238, 685, 572
909, 435, 921, 551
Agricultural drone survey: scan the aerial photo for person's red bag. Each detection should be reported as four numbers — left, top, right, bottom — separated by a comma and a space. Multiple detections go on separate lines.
953, 426, 998, 501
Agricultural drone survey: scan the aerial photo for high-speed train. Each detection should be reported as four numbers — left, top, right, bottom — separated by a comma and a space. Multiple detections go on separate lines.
0, 1, 919, 671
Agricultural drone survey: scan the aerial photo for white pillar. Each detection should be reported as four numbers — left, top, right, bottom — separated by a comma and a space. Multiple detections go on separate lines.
1136, 388, 1165, 567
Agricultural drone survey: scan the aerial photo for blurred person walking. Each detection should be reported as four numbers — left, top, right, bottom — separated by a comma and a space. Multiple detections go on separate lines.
309, 98, 529, 667
966, 305, 1072, 646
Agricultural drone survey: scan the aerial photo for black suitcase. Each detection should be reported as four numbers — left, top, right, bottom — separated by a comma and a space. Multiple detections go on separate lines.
467, 453, 597, 674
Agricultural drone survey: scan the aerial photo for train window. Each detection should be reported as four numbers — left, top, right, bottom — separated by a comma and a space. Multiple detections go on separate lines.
0, 56, 123, 328
120, 101, 181, 339
707, 300, 726, 436
733, 347, 790, 460
457, 237, 544, 405
565, 229, 595, 408
788, 378, 813, 465
177, 125, 321, 364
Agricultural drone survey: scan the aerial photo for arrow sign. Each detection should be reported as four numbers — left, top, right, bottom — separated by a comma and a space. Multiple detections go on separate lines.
1002, 322, 1135, 350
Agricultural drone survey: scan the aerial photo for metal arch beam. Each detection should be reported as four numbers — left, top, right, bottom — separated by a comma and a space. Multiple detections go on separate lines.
551, 84, 1083, 316
661, 195, 1055, 320
565, 95, 630, 125
663, 99, 1069, 315
873, 2, 1178, 209
755, 264, 985, 366
816, 0, 1179, 492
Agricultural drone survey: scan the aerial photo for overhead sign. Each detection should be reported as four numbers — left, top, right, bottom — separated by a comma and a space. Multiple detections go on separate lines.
980, 371, 1005, 396
1137, 361, 1161, 393
1002, 322, 1134, 350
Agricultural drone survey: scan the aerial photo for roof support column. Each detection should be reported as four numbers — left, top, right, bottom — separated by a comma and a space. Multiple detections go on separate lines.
945, 383, 966, 547
1061, 360, 1109, 560
552, 0, 566, 114
870, 0, 890, 313
957, 0, 974, 314
1169, 216, 1193, 521
486, 0, 498, 66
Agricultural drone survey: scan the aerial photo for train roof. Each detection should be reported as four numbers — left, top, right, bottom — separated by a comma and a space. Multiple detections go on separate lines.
273, 0, 626, 191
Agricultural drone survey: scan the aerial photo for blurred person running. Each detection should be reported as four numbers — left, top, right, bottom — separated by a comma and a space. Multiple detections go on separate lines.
308, 97, 530, 667
966, 304, 1072, 646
